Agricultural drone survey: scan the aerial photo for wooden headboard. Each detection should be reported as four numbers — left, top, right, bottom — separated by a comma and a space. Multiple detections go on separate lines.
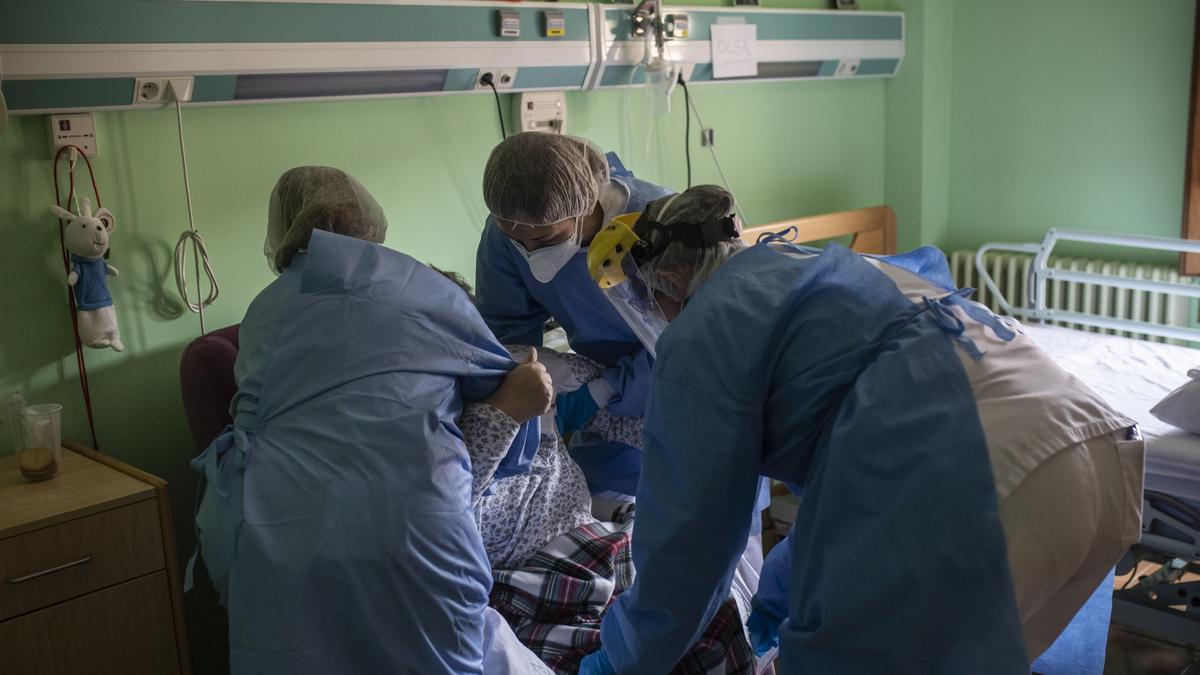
739, 205, 897, 255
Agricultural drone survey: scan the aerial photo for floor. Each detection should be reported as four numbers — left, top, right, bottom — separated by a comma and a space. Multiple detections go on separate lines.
1106, 624, 1200, 674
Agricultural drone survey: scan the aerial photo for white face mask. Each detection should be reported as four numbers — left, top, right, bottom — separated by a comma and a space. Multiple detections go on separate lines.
510, 218, 583, 283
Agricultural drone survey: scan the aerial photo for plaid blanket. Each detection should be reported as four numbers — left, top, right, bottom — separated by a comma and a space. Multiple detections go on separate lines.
490, 519, 754, 675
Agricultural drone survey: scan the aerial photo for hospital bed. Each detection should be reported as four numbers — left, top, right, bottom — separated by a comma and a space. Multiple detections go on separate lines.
975, 230, 1200, 648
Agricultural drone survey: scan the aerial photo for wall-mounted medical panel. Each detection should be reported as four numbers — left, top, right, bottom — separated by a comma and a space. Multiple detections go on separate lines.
1, 0, 595, 113
1, 1, 905, 114
589, 4, 905, 89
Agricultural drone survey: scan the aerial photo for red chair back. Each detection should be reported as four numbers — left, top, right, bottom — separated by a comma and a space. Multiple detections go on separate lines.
179, 324, 240, 451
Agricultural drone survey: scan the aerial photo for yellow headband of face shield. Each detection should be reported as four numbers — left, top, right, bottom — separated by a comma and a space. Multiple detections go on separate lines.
587, 213, 643, 289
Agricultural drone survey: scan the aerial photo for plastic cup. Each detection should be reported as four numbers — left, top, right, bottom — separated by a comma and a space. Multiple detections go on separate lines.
644, 59, 675, 117
0, 392, 23, 455
22, 404, 63, 462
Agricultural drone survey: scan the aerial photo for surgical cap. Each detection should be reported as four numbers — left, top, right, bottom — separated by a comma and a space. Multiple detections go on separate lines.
482, 133, 609, 226
265, 166, 388, 273
640, 185, 745, 300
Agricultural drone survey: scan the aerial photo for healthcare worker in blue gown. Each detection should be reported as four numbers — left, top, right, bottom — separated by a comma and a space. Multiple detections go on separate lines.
475, 133, 773, 584
579, 185, 1144, 674
475, 133, 674, 497
190, 167, 556, 674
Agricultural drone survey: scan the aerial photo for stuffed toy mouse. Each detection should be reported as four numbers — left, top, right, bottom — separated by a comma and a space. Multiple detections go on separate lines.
51, 197, 123, 352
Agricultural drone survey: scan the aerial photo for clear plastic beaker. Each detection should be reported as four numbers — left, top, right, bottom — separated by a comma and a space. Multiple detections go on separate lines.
644, 58, 675, 117
22, 404, 63, 462
0, 392, 24, 455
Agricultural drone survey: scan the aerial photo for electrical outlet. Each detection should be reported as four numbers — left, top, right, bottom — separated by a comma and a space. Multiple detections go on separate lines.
133, 77, 194, 104
834, 59, 861, 77
50, 113, 99, 158
700, 128, 715, 147
475, 68, 519, 90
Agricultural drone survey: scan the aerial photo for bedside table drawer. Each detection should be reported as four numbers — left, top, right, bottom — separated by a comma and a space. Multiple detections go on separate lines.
0, 499, 164, 621
0, 570, 181, 675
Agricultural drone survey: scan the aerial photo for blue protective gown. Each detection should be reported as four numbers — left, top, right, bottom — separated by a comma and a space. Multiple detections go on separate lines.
474, 156, 671, 496
599, 243, 1027, 674
192, 230, 539, 674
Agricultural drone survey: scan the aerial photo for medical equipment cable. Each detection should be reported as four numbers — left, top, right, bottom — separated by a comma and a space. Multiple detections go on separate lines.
484, 78, 507, 140
677, 73, 692, 188
621, 62, 645, 168
51, 144, 103, 452
173, 100, 220, 334
684, 93, 749, 225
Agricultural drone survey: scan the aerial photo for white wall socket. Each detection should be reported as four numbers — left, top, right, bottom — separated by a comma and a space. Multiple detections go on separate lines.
134, 77, 195, 104
514, 90, 567, 134
49, 113, 99, 158
475, 68, 518, 90
834, 59, 861, 77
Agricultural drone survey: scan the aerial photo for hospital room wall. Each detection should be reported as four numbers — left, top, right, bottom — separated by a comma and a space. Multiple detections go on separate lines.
940, 0, 1196, 259
0, 45, 886, 563
884, 0, 954, 252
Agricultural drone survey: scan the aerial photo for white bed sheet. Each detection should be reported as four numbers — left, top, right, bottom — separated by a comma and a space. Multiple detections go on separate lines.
1021, 324, 1200, 502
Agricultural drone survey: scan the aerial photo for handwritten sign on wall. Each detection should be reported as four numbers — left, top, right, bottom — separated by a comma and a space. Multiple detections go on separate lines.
710, 23, 758, 79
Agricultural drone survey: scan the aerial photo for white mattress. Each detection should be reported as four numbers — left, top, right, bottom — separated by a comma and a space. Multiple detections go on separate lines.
1021, 324, 1200, 502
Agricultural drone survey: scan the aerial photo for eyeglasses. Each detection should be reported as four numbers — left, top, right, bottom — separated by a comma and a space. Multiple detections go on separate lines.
494, 215, 583, 250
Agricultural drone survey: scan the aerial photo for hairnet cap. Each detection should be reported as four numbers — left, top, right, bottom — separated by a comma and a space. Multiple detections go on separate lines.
646, 184, 736, 226
265, 166, 388, 273
482, 133, 609, 226
640, 185, 744, 301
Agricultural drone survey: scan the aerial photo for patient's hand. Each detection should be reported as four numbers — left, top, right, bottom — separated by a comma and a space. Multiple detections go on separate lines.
488, 348, 554, 423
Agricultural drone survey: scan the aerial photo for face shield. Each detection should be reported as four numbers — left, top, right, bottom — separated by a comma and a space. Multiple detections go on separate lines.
588, 187, 744, 357
587, 213, 671, 357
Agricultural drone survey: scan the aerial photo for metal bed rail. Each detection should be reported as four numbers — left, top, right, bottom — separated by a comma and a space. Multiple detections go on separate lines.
975, 229, 1200, 342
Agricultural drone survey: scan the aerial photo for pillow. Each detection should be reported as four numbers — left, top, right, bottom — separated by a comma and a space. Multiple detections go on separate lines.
1151, 367, 1200, 435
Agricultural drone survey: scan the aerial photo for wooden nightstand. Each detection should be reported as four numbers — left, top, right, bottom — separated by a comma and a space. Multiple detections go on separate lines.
0, 441, 192, 675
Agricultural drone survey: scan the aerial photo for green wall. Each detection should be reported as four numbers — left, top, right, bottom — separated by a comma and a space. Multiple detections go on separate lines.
943, 0, 1195, 260
0, 0, 890, 590
884, 0, 954, 252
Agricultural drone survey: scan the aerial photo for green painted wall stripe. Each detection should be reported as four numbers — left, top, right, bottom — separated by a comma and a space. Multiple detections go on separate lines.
193, 75, 237, 103
856, 58, 900, 76
444, 69, 482, 92
603, 9, 902, 42
4, 1, 590, 44
513, 66, 589, 90
3, 78, 134, 111
818, 60, 839, 77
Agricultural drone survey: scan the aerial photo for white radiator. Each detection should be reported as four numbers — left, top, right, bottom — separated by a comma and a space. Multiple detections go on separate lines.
950, 250, 1193, 343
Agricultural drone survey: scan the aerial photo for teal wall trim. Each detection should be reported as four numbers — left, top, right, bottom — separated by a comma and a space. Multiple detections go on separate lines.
4, 1, 591, 44
3, 78, 135, 111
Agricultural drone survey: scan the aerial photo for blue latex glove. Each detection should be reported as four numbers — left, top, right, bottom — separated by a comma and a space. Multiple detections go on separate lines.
555, 386, 600, 436
747, 609, 782, 657
579, 648, 616, 675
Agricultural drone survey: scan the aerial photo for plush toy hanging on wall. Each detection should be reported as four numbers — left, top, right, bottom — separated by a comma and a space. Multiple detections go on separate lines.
50, 197, 124, 352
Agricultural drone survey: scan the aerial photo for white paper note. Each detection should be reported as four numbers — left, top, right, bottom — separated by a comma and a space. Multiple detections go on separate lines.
710, 23, 758, 79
